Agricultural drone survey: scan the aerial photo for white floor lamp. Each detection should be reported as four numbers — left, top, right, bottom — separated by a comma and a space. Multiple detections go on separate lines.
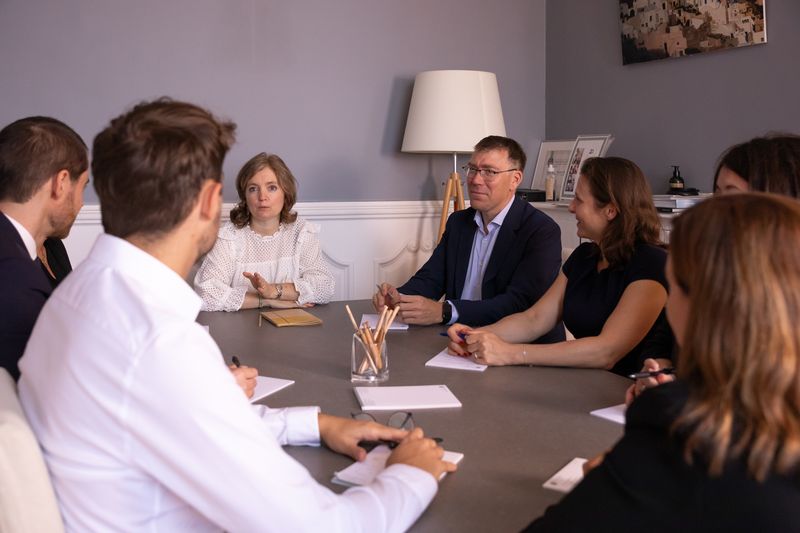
401, 70, 507, 242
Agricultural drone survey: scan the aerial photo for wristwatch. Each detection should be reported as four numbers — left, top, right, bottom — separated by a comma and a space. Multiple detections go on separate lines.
275, 284, 283, 300
441, 301, 452, 325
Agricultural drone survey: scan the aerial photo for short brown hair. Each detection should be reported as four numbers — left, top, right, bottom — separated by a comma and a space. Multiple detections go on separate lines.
92, 98, 236, 238
473, 135, 527, 171
0, 116, 87, 202
580, 157, 661, 267
713, 133, 800, 197
671, 193, 800, 481
229, 153, 298, 228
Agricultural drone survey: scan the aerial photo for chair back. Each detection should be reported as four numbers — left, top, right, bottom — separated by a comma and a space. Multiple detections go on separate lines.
0, 368, 65, 533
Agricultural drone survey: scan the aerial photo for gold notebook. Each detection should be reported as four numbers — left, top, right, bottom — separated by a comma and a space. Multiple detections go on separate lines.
260, 309, 323, 327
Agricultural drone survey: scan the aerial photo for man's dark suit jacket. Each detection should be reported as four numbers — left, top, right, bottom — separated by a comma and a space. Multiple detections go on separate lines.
399, 197, 565, 342
0, 213, 52, 380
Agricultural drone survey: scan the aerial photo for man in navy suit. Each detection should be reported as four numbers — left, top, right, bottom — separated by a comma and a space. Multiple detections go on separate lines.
0, 117, 89, 379
374, 136, 564, 342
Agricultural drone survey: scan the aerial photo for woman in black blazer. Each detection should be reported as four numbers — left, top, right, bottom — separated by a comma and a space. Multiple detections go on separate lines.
39, 237, 72, 287
526, 193, 800, 532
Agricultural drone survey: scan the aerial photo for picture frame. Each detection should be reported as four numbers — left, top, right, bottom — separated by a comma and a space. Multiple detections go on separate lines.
560, 134, 614, 200
529, 139, 577, 192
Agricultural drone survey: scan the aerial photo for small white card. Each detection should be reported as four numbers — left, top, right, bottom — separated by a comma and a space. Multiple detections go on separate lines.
353, 385, 462, 411
360, 313, 408, 330
250, 376, 294, 404
542, 457, 587, 493
590, 403, 626, 425
332, 445, 464, 487
425, 349, 487, 372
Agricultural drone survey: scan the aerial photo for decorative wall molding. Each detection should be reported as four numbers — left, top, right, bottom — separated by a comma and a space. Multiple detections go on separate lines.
64, 201, 445, 301
63, 201, 672, 302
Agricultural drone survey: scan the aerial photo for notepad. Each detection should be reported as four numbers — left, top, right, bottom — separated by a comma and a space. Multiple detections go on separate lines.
332, 444, 464, 487
543, 457, 587, 493
425, 349, 487, 372
353, 385, 462, 411
590, 403, 626, 425
360, 313, 408, 330
250, 376, 294, 403
260, 309, 322, 327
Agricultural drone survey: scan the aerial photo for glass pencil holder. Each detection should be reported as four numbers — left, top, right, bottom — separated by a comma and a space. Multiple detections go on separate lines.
351, 332, 389, 383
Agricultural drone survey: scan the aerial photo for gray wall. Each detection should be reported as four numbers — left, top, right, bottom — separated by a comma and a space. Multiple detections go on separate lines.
0, 0, 546, 203
545, 0, 800, 193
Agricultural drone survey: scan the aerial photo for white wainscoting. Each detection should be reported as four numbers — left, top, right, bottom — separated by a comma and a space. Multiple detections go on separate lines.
63, 201, 674, 302
63, 201, 446, 301
535, 203, 674, 246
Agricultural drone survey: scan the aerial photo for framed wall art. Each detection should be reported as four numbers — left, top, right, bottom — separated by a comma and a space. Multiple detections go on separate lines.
619, 1, 767, 65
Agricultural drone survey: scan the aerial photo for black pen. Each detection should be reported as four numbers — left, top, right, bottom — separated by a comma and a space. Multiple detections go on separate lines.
359, 437, 444, 451
628, 367, 675, 379
231, 356, 242, 368
439, 332, 467, 340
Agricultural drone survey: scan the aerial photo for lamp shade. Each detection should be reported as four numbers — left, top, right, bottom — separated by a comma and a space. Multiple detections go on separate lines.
401, 70, 506, 154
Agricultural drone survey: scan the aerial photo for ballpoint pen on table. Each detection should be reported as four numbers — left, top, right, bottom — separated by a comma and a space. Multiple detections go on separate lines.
628, 367, 675, 379
359, 437, 444, 451
439, 332, 467, 340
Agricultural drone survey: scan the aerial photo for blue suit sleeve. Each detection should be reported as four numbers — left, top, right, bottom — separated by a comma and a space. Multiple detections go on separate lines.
396, 218, 452, 300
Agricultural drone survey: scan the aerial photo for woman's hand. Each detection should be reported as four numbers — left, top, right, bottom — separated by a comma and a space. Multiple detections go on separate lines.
463, 331, 521, 366
582, 451, 608, 475
624, 358, 675, 406
243, 271, 268, 293
259, 299, 314, 309
445, 323, 473, 356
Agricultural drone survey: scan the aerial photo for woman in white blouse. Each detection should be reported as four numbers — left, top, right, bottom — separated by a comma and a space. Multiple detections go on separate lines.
194, 153, 334, 311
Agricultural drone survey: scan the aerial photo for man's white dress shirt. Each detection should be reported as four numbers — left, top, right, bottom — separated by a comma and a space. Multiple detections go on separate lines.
3, 212, 36, 259
19, 234, 435, 532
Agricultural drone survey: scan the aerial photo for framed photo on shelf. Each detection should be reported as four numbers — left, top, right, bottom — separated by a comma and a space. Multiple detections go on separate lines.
560, 134, 614, 200
529, 139, 576, 191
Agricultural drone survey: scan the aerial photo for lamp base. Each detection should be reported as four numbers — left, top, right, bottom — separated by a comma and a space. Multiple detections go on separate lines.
438, 172, 465, 243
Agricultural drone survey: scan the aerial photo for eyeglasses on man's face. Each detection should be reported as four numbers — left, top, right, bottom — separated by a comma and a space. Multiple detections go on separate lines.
462, 164, 519, 180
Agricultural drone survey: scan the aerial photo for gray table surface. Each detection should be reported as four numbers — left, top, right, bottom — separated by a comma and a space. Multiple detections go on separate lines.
198, 301, 627, 532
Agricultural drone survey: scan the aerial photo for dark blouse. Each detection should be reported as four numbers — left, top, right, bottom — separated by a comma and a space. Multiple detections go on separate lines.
561, 242, 669, 376
41, 237, 72, 288
525, 381, 800, 532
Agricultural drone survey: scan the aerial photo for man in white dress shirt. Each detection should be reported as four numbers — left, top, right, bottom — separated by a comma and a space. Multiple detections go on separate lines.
18, 99, 454, 532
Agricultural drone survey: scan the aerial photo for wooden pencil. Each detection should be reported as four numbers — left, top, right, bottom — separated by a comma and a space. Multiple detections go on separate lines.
344, 304, 360, 332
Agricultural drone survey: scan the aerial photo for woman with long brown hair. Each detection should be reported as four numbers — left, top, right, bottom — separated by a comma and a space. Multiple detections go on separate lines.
526, 193, 800, 530
446, 157, 669, 376
630, 133, 800, 401
194, 153, 334, 311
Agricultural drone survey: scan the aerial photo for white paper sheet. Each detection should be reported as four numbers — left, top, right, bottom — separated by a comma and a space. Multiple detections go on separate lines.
542, 457, 587, 493
589, 403, 626, 425
250, 376, 294, 404
332, 445, 464, 487
360, 313, 408, 330
425, 349, 487, 372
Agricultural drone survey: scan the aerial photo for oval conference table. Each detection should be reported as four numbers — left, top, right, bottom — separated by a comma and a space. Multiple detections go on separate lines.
198, 300, 628, 532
